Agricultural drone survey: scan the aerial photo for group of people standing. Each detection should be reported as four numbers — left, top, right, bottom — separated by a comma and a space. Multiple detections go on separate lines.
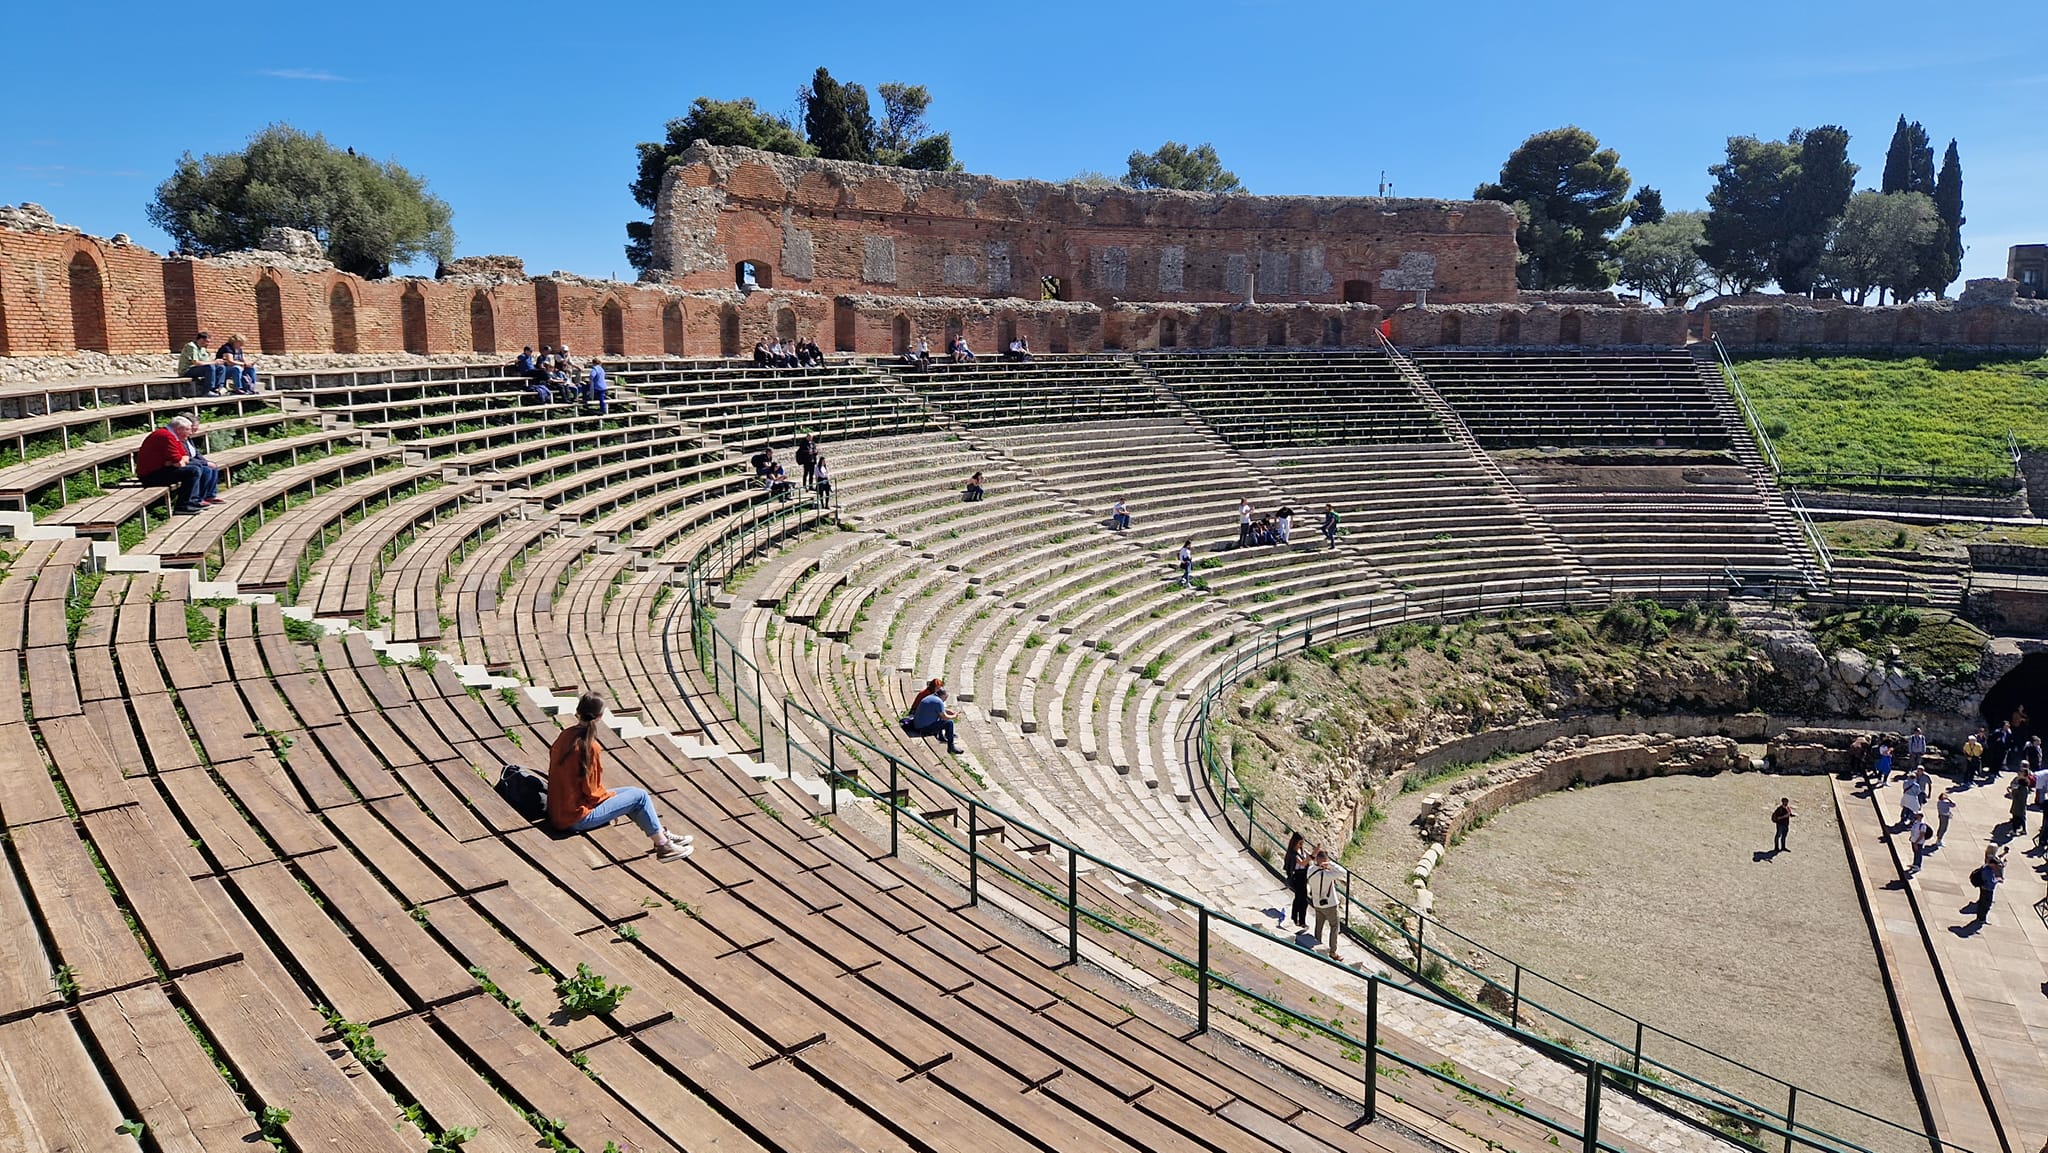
1282, 833, 1350, 961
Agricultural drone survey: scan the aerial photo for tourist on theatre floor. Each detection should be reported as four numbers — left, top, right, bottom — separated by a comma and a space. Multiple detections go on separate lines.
179, 331, 226, 394
2008, 771, 2031, 833
216, 334, 259, 393
1970, 844, 2007, 922
548, 692, 691, 861
1963, 727, 1984, 777
1899, 765, 1930, 829
1906, 812, 1932, 875
137, 417, 207, 515
1770, 797, 1793, 852
1306, 847, 1347, 959
1872, 739, 1894, 785
903, 687, 964, 754
1934, 789, 1955, 845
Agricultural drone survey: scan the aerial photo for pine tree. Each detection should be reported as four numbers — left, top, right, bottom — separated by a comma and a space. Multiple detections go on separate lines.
1880, 116, 1935, 196
802, 68, 876, 163
1927, 140, 1965, 298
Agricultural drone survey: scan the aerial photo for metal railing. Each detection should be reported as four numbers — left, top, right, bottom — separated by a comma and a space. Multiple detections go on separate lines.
1711, 340, 1836, 580
1188, 593, 1970, 1153
660, 504, 1959, 1153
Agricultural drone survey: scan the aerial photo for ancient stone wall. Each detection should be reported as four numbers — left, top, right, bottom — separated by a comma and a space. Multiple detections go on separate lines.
650, 144, 1520, 308
1701, 281, 2048, 352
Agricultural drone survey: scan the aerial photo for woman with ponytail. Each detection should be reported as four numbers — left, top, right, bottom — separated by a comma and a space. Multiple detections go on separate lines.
547, 692, 691, 861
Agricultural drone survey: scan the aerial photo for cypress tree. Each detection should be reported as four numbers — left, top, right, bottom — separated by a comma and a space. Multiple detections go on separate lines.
1928, 140, 1965, 298
1881, 116, 1935, 196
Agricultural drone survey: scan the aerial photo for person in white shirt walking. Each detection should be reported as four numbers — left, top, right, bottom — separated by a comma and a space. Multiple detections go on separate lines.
1305, 847, 1347, 960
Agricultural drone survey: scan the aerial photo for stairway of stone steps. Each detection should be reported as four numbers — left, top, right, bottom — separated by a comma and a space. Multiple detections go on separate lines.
1821, 551, 1968, 608
1693, 355, 1826, 586
1379, 343, 1602, 596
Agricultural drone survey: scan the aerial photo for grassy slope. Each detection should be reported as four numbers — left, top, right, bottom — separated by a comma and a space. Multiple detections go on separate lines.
1733, 353, 2048, 478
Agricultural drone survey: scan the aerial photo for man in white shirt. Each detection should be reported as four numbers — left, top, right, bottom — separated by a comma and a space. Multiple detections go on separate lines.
1305, 847, 1347, 960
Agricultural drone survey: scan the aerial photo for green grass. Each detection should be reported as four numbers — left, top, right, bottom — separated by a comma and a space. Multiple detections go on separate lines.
1735, 353, 2048, 478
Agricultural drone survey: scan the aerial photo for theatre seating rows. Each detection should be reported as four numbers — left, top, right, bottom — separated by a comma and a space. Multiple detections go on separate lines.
0, 349, 1806, 1148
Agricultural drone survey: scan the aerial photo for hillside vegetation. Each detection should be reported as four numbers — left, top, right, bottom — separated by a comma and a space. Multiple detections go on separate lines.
1734, 353, 2048, 478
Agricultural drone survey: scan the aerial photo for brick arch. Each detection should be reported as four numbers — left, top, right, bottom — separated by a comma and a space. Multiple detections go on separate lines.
400, 284, 428, 354
719, 304, 740, 357
1214, 312, 1233, 347
1618, 312, 1642, 346
600, 297, 625, 356
775, 306, 797, 345
892, 313, 911, 354
1159, 316, 1179, 348
255, 274, 288, 354
1498, 309, 1521, 345
1557, 310, 1581, 345
0, 279, 11, 355
1266, 314, 1288, 347
469, 291, 496, 354
1048, 316, 1069, 354
996, 312, 1016, 351
328, 281, 359, 353
67, 247, 110, 353
662, 300, 686, 356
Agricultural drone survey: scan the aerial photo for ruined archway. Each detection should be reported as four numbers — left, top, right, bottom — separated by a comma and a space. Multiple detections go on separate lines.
892, 314, 912, 355
67, 250, 109, 353
1049, 318, 1070, 354
1342, 279, 1373, 305
1160, 318, 1178, 349
1265, 315, 1287, 347
470, 292, 496, 354
1753, 310, 1780, 345
662, 301, 686, 356
1214, 313, 1233, 347
1498, 310, 1522, 345
1323, 317, 1344, 347
400, 285, 429, 354
775, 307, 797, 345
833, 302, 855, 353
329, 283, 358, 353
601, 298, 626, 356
719, 304, 740, 357
1439, 312, 1462, 347
255, 275, 287, 354
1619, 312, 1642, 346
0, 284, 10, 355
996, 313, 1016, 351
1557, 310, 1581, 345
1981, 653, 2048, 730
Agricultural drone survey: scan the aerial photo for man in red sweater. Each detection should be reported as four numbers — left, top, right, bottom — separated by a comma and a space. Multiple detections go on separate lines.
136, 417, 204, 515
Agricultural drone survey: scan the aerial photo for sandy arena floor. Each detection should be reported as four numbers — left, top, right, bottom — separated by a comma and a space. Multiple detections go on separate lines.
1428, 771, 1916, 1129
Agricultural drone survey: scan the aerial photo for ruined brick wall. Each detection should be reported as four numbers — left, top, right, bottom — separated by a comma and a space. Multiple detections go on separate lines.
1390, 303, 1689, 348
0, 230, 166, 354
651, 145, 1519, 309
1702, 282, 2048, 351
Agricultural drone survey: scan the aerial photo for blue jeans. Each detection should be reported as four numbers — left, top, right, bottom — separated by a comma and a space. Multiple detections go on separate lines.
187, 364, 226, 392
227, 364, 257, 392
1111, 513, 1130, 530
572, 786, 663, 837
591, 386, 608, 416
910, 719, 957, 748
533, 384, 553, 404
192, 461, 220, 503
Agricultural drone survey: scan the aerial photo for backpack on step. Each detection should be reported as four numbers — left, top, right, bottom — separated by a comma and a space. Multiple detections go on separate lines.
496, 764, 549, 822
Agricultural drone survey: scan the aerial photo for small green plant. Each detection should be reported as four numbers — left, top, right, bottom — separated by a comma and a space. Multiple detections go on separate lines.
320, 1006, 386, 1069
52, 964, 78, 1002
185, 604, 217, 645
258, 1106, 292, 1136
429, 1126, 477, 1152
282, 616, 325, 644
614, 922, 641, 942
555, 962, 631, 1017
116, 1119, 147, 1138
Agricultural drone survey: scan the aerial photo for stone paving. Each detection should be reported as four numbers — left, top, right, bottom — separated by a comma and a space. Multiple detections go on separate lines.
1852, 764, 2048, 1153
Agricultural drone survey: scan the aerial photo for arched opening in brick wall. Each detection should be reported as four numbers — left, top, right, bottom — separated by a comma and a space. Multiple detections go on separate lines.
1342, 279, 1373, 304
775, 307, 797, 345
470, 293, 496, 354
735, 261, 772, 290
1753, 310, 1779, 345
892, 314, 912, 354
400, 286, 428, 354
1265, 316, 1287, 347
719, 305, 740, 357
1557, 310, 1581, 345
996, 313, 1016, 351
1159, 318, 1178, 348
944, 316, 963, 352
1498, 311, 1521, 345
1895, 309, 1921, 345
254, 276, 287, 354
833, 303, 856, 352
662, 302, 686, 356
1439, 312, 1462, 347
67, 250, 110, 353
329, 284, 358, 353
1323, 317, 1344, 346
1214, 313, 1233, 347
601, 299, 626, 356
1618, 313, 1641, 346
1049, 318, 1070, 354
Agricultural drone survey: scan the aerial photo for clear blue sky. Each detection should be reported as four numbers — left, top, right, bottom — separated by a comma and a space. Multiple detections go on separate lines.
6, 0, 2042, 285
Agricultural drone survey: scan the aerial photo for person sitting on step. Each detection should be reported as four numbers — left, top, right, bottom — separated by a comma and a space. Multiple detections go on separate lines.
752, 340, 772, 367
964, 471, 984, 502
548, 693, 691, 860
903, 687, 964, 754
950, 335, 975, 362
216, 334, 259, 394
137, 417, 207, 516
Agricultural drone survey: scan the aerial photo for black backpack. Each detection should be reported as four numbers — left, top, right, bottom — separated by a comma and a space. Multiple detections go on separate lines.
496, 764, 549, 822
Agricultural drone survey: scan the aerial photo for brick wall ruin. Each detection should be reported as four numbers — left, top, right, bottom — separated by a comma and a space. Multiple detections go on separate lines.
1700, 281, 2048, 352
649, 144, 1520, 308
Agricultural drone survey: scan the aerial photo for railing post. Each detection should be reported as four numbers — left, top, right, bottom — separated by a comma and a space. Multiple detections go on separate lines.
1511, 966, 1522, 1028
1364, 976, 1380, 1122
1583, 1060, 1602, 1153
827, 728, 838, 814
1066, 849, 1080, 965
1632, 1021, 1644, 1075
889, 757, 900, 858
782, 696, 792, 779
1197, 907, 1211, 1034
1783, 1086, 1797, 1153
968, 800, 979, 906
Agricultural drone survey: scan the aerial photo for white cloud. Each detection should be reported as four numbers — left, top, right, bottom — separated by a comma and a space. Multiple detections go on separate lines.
259, 68, 349, 82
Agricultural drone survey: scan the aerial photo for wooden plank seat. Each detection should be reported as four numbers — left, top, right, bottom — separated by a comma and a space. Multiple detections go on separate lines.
0, 401, 305, 514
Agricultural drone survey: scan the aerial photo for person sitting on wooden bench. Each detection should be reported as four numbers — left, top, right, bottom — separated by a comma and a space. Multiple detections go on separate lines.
548, 692, 692, 861
901, 687, 965, 755
178, 331, 227, 394
136, 417, 207, 516
177, 416, 224, 506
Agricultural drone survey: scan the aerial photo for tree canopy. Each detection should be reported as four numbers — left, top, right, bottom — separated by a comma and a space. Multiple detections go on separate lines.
1474, 127, 1634, 290
1616, 211, 1712, 307
1627, 187, 1666, 226
1122, 142, 1244, 193
1821, 190, 1940, 305
1881, 116, 1935, 197
802, 68, 878, 163
873, 83, 959, 171
1698, 127, 1856, 296
1928, 140, 1965, 298
146, 123, 453, 279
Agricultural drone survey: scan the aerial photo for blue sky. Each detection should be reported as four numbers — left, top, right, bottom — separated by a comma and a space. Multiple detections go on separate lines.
6, 0, 2042, 285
